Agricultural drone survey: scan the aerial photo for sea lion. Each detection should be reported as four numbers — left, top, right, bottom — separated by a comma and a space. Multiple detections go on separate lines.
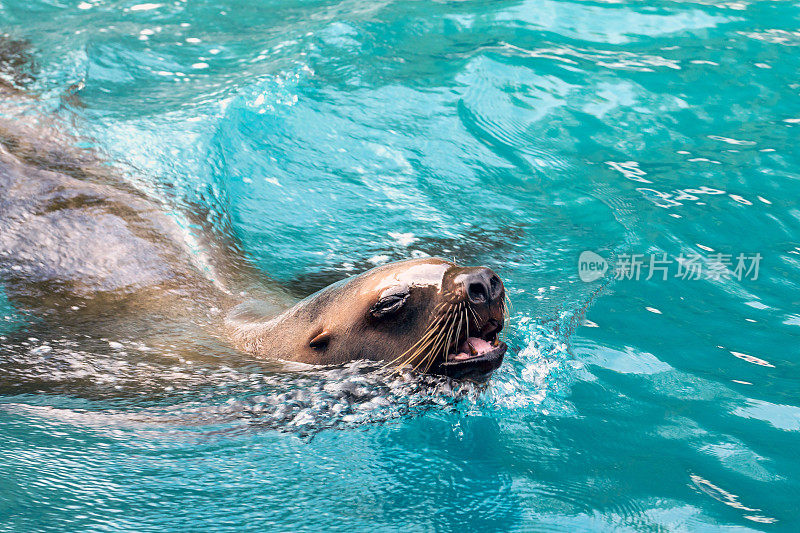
0, 39, 507, 383
0, 116, 507, 381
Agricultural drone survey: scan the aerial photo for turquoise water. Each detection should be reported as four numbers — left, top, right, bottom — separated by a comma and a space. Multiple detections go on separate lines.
2, 0, 800, 530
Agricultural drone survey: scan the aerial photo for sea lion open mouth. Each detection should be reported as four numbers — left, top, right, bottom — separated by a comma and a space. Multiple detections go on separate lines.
438, 320, 507, 381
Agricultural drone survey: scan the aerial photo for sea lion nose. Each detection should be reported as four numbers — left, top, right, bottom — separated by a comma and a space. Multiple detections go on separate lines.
462, 267, 503, 305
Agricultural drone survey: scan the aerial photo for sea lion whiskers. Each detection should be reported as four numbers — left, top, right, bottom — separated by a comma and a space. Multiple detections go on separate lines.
413, 313, 453, 372
413, 304, 462, 372
436, 302, 464, 372
467, 304, 480, 330
443, 302, 464, 372
503, 292, 513, 321
419, 308, 460, 373
385, 310, 450, 370
387, 299, 467, 373
421, 301, 472, 373
433, 301, 469, 364
387, 322, 443, 370
408, 312, 450, 371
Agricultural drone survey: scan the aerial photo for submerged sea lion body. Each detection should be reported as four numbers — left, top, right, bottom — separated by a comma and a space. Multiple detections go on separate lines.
0, 41, 507, 382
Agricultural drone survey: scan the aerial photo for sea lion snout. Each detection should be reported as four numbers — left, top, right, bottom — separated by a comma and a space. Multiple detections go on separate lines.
453, 266, 504, 305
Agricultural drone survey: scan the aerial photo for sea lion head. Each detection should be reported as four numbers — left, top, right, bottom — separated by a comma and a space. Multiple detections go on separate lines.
234, 258, 507, 381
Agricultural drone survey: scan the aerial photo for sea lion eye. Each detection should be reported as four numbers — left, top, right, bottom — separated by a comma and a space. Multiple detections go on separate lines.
369, 291, 409, 318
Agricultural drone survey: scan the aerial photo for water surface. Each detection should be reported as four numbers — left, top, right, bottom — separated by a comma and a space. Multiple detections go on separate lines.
1, 0, 800, 530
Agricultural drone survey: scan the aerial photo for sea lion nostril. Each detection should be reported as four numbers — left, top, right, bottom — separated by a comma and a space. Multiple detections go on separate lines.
467, 281, 488, 304
489, 274, 502, 300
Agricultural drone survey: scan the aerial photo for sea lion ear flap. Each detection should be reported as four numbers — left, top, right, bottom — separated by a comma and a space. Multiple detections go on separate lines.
309, 329, 331, 350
